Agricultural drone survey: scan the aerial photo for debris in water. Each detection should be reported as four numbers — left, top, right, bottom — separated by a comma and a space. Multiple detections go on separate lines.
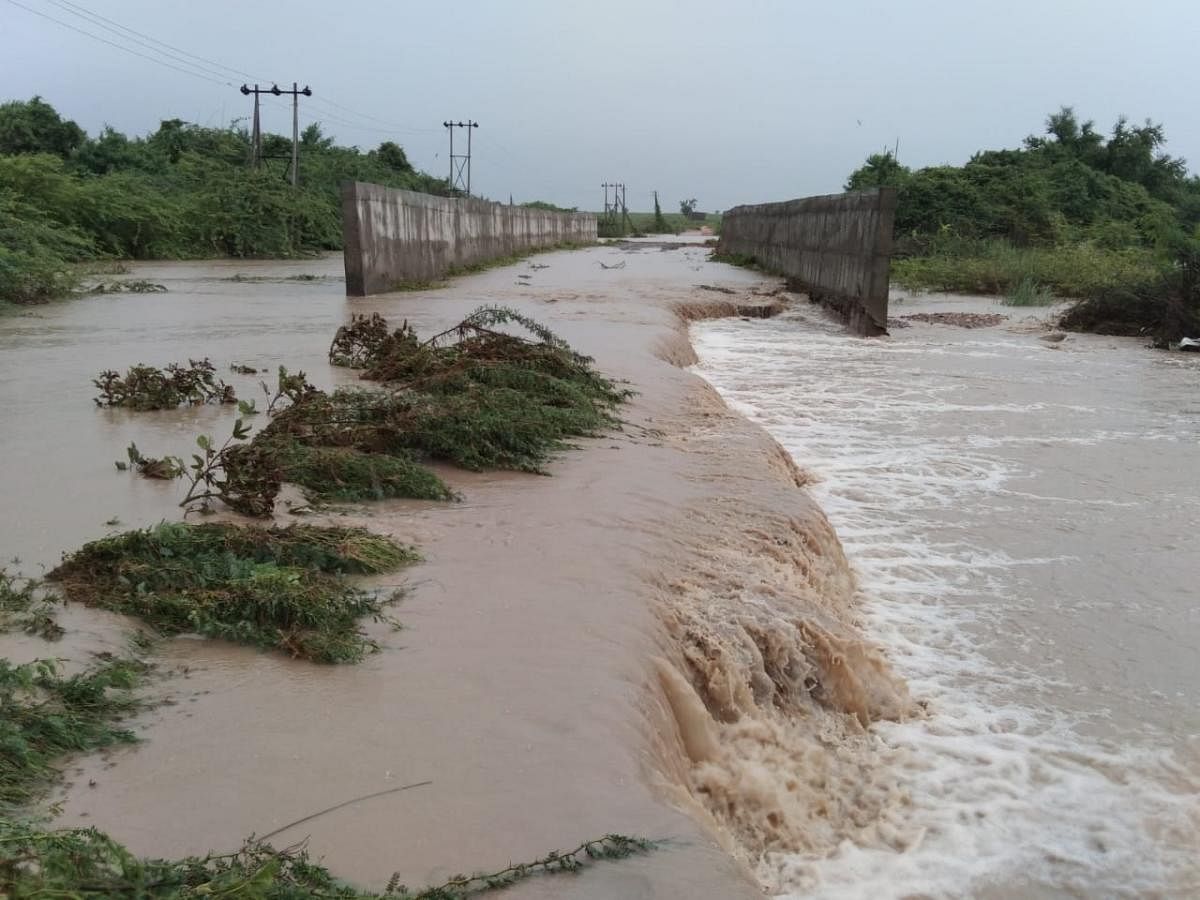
899, 312, 1008, 328
122, 442, 184, 480
0, 821, 654, 899
697, 284, 737, 295
87, 280, 167, 295
599, 260, 626, 269
0, 656, 144, 807
0, 569, 63, 640
48, 522, 417, 663
94, 359, 236, 410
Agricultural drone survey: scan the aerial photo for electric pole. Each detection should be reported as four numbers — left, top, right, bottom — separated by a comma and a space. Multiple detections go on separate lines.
240, 83, 312, 184
601, 182, 629, 234
443, 120, 479, 195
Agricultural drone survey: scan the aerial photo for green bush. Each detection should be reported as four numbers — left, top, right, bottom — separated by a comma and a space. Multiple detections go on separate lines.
0, 98, 454, 305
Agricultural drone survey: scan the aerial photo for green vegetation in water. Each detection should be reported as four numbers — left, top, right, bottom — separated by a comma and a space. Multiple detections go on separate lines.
0, 822, 653, 898
46, 523, 417, 663
844, 105, 1200, 340
0, 570, 62, 640
709, 250, 761, 270
94, 358, 236, 410
0, 655, 144, 809
119, 442, 185, 479
175, 308, 626, 516
87, 280, 167, 295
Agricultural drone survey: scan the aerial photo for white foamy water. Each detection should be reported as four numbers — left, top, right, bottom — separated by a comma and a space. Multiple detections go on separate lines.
691, 300, 1200, 898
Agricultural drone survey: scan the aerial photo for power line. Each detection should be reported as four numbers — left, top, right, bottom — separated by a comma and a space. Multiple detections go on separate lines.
8, 0, 442, 151
307, 96, 442, 136
40, 0, 251, 85
3, 0, 230, 86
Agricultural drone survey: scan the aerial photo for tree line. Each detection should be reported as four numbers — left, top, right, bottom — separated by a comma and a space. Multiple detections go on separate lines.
0, 96, 449, 304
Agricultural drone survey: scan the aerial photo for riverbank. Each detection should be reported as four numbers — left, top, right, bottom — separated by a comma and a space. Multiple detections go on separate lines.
1, 240, 912, 897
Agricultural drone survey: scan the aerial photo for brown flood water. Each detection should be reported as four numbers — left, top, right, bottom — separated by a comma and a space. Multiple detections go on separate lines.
3, 243, 1195, 898
3, 242, 852, 898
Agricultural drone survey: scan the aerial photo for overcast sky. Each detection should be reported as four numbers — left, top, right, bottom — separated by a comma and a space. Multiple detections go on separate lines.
3, 0, 1197, 212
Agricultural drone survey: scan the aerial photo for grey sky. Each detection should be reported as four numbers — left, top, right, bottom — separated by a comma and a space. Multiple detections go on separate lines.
3, 0, 1197, 213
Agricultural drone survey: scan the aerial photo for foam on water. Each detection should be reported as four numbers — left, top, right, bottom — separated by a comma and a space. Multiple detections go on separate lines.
691, 310, 1200, 898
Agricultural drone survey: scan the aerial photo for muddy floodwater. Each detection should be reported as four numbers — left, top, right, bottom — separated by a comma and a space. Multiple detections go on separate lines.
1, 246, 1197, 899
693, 296, 1200, 897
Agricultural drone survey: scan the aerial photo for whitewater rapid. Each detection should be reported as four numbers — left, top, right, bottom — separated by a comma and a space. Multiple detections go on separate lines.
691, 298, 1200, 898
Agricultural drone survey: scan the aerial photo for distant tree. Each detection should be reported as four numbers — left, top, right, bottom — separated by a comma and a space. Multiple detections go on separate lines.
653, 193, 669, 233
374, 140, 412, 173
74, 126, 141, 175
300, 123, 334, 150
844, 151, 911, 191
1025, 106, 1104, 166
521, 200, 578, 212
0, 96, 85, 157
679, 197, 698, 216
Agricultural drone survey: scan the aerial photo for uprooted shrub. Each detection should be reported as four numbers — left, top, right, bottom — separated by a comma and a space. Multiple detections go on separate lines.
0, 656, 144, 809
47, 523, 417, 662
180, 307, 628, 516
94, 358, 235, 410
0, 820, 652, 898
0, 570, 62, 640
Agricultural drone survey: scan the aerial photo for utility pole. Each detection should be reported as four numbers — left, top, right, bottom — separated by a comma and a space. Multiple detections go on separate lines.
240, 83, 312, 184
601, 182, 630, 234
443, 120, 479, 195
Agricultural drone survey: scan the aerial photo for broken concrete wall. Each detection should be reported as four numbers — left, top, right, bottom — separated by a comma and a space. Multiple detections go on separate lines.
717, 188, 897, 335
342, 182, 598, 295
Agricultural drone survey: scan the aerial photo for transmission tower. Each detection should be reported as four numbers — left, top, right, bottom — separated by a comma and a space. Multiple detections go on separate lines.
444, 120, 478, 195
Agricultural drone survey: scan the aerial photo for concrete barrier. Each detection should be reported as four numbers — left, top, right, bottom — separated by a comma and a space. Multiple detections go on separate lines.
717, 188, 897, 335
341, 182, 598, 295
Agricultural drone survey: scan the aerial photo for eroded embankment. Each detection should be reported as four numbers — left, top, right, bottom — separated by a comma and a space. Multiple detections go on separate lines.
644, 302, 916, 891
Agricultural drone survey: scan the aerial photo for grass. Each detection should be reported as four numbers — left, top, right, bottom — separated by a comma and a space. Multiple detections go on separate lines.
890, 239, 1164, 299
1004, 275, 1057, 306
0, 656, 145, 810
0, 570, 62, 640
47, 523, 418, 663
709, 250, 762, 271
269, 440, 457, 503
192, 308, 628, 516
320, 306, 629, 472
0, 822, 652, 898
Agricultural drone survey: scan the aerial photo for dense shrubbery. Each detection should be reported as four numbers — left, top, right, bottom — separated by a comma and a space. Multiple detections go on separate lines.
0, 96, 451, 306
846, 107, 1200, 337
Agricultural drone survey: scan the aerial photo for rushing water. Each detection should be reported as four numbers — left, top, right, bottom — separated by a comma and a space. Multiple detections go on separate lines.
692, 297, 1200, 898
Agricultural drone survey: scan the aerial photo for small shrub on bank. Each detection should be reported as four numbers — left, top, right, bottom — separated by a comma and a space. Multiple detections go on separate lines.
47, 523, 417, 662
